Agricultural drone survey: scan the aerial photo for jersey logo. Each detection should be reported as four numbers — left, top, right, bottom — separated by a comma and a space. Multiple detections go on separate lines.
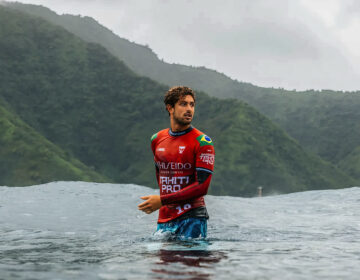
157, 148, 165, 152
196, 134, 213, 146
179, 146, 186, 154
151, 133, 158, 142
199, 153, 214, 165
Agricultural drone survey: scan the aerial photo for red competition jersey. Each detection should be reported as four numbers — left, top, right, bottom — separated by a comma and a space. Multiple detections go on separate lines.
151, 126, 215, 223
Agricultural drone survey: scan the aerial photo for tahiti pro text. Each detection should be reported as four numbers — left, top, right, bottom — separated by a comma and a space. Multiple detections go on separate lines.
160, 176, 190, 193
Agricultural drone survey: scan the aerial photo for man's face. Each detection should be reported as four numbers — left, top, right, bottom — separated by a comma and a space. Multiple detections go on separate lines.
169, 95, 195, 126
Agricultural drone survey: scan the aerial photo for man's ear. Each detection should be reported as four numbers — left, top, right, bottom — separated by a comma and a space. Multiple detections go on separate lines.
166, 104, 174, 115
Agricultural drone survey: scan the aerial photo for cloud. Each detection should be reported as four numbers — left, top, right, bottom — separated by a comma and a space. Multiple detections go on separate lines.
11, 0, 360, 90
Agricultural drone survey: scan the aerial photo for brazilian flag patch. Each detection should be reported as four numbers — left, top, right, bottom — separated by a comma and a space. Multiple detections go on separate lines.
151, 133, 158, 142
196, 134, 213, 146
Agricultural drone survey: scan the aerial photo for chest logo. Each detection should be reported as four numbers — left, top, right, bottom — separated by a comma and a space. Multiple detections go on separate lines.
179, 146, 186, 154
157, 148, 165, 152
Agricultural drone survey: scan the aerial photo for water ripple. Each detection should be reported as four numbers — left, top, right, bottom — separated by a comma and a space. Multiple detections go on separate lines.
0, 182, 359, 279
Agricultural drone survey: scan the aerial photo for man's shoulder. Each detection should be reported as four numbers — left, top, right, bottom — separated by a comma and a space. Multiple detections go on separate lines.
192, 128, 214, 147
150, 128, 169, 143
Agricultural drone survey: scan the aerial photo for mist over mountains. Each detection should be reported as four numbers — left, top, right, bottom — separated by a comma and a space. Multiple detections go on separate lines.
6, 1, 360, 171
0, 3, 359, 195
8, 0, 360, 91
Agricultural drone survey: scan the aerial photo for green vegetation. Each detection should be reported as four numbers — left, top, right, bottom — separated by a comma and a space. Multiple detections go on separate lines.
196, 98, 355, 195
0, 5, 356, 195
0, 100, 108, 186
2, 1, 269, 101
338, 146, 360, 181
246, 91, 360, 164
8, 1, 360, 179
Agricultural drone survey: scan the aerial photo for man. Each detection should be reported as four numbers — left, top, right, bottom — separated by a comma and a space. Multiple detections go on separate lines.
138, 86, 215, 239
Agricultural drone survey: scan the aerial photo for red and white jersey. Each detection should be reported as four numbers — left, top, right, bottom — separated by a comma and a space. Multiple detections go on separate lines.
151, 126, 215, 223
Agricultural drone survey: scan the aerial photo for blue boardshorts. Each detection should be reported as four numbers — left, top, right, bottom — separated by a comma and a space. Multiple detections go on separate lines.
156, 217, 207, 240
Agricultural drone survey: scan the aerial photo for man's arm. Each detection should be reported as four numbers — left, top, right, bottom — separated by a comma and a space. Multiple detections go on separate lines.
138, 169, 212, 213
138, 165, 162, 214
160, 168, 213, 205
162, 135, 215, 205
155, 164, 160, 185
138, 133, 162, 214
138, 194, 162, 214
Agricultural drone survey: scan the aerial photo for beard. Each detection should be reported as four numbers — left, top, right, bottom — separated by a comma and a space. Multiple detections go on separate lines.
173, 115, 192, 126
173, 112, 192, 126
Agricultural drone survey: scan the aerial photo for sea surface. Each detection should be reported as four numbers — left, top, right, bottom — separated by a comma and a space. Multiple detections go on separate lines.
0, 182, 359, 280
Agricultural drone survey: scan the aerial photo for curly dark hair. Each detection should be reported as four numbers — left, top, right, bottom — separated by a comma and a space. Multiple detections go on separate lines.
164, 86, 196, 114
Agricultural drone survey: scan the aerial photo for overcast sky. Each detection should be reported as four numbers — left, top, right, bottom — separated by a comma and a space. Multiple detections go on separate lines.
11, 0, 360, 91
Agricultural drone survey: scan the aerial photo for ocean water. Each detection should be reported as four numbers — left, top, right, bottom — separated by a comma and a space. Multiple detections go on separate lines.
0, 182, 359, 280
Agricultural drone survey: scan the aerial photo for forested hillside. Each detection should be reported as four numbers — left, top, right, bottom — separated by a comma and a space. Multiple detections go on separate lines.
7, 1, 360, 177
0, 5, 355, 195
0, 100, 107, 186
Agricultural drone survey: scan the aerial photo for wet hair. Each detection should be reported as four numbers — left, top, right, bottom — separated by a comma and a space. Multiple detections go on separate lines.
164, 86, 196, 114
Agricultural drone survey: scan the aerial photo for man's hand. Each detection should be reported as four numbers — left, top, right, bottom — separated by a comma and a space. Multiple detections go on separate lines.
138, 195, 162, 214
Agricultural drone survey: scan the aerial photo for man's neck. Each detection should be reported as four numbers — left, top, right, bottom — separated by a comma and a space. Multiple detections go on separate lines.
171, 124, 191, 132
170, 119, 191, 132
169, 125, 193, 137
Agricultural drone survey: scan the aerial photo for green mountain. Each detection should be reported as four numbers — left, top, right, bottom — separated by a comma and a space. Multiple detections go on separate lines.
0, 100, 107, 186
0, 5, 355, 195
338, 146, 360, 181
2, 1, 263, 100
249, 90, 360, 164
196, 99, 355, 195
7, 1, 360, 175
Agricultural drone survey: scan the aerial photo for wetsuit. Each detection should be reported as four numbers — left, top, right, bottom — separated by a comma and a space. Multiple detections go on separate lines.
151, 126, 215, 238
